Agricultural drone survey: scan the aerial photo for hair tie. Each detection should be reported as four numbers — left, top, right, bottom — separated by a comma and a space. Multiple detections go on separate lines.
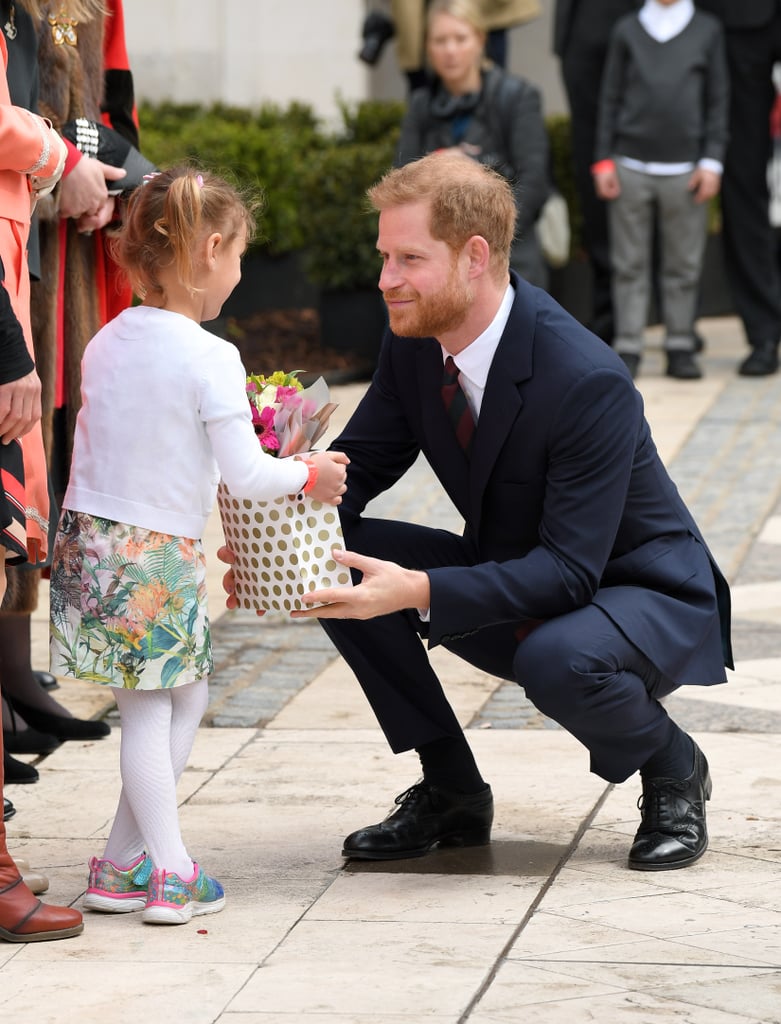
196, 174, 203, 188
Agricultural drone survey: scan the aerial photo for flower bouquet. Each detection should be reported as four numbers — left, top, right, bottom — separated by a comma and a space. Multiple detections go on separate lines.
217, 370, 352, 613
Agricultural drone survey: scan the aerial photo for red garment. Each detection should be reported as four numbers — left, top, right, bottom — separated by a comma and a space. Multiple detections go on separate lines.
53, 0, 137, 409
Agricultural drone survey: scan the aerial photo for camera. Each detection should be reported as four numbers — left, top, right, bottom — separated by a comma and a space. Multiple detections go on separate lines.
359, 11, 395, 66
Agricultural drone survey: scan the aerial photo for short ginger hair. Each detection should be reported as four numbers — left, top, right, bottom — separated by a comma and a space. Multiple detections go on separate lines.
367, 152, 516, 282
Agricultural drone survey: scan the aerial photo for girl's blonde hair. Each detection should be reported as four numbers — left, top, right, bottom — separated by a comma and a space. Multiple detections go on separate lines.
112, 166, 260, 301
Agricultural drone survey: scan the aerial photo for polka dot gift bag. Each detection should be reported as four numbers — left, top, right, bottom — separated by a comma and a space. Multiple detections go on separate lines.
217, 371, 352, 612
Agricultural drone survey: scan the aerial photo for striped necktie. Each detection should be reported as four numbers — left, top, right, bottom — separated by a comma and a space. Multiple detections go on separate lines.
441, 355, 476, 457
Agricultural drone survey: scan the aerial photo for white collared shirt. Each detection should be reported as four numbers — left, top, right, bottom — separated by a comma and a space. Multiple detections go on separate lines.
440, 282, 515, 421
639, 0, 694, 43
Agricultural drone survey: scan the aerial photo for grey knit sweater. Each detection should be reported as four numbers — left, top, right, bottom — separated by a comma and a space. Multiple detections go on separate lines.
594, 10, 729, 166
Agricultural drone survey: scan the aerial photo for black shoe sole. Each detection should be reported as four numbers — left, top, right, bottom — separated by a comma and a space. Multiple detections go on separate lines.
342, 827, 492, 861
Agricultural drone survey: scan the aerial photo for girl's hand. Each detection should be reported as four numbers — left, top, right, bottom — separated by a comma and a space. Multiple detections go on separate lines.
306, 450, 349, 505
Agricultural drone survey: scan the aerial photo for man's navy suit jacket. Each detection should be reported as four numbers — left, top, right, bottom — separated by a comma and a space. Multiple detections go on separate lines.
335, 274, 732, 688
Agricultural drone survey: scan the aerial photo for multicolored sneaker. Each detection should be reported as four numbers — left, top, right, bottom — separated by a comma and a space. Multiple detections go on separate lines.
141, 863, 225, 925
83, 853, 153, 913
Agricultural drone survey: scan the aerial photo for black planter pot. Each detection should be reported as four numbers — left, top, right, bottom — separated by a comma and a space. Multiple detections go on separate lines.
319, 288, 387, 378
222, 250, 318, 318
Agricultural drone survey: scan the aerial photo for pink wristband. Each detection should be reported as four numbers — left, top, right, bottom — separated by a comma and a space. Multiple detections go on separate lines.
591, 159, 616, 175
300, 458, 318, 495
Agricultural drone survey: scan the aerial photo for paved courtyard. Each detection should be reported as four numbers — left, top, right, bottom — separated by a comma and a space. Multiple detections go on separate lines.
4, 316, 781, 1023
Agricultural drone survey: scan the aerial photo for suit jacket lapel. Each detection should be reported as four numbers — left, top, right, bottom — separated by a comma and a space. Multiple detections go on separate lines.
470, 276, 536, 531
415, 275, 536, 526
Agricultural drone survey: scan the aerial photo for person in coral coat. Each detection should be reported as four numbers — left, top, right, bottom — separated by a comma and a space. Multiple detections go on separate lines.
0, 27, 83, 943
1, 0, 138, 755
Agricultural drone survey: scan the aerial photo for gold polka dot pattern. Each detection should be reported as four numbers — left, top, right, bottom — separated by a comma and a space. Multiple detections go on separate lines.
217, 483, 352, 612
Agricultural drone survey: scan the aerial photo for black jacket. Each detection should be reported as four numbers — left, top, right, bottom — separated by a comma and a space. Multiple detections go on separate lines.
397, 66, 550, 284
695, 0, 780, 29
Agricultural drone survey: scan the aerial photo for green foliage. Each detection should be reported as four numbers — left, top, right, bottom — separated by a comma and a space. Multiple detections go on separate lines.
297, 100, 402, 290
298, 140, 395, 291
138, 100, 322, 254
142, 100, 707, 284
337, 96, 406, 144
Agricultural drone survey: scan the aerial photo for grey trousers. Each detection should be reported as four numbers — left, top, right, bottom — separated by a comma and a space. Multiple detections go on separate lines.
609, 165, 709, 355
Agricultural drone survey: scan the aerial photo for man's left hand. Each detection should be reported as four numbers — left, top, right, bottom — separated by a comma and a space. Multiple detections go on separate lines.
291, 549, 430, 621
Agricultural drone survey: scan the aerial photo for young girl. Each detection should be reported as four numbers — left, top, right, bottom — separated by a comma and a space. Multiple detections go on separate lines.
49, 166, 349, 926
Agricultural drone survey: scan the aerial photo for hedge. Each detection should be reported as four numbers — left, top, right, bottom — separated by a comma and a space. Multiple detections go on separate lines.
139, 98, 719, 289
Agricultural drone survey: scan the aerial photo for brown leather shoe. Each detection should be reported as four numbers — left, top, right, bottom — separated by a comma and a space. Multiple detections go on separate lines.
0, 876, 83, 942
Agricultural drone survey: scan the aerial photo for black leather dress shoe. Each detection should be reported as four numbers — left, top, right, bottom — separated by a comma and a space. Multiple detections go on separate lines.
666, 351, 702, 380
3, 751, 39, 784
3, 727, 61, 755
628, 742, 711, 871
6, 696, 110, 742
738, 341, 779, 377
342, 781, 493, 860
3, 798, 15, 821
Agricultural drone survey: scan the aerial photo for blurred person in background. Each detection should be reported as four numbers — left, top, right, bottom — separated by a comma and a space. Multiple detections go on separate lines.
396, 0, 552, 287
381, 0, 542, 90
0, 20, 83, 942
695, 0, 781, 376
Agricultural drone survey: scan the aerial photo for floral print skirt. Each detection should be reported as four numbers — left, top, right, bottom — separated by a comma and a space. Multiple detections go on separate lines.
50, 510, 213, 690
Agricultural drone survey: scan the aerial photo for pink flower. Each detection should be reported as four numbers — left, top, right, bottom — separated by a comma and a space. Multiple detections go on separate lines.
255, 406, 280, 452
275, 385, 301, 403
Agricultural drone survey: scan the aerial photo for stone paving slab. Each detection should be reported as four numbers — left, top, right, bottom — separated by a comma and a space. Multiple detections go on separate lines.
9, 316, 781, 1024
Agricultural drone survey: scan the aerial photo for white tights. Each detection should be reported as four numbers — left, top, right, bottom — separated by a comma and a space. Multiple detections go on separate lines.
102, 678, 209, 878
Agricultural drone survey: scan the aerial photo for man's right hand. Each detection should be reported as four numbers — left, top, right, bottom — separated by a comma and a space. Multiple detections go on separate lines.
217, 544, 265, 616
217, 545, 238, 609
